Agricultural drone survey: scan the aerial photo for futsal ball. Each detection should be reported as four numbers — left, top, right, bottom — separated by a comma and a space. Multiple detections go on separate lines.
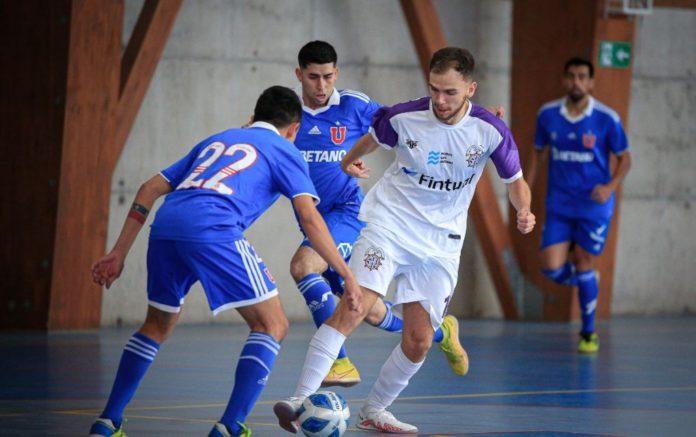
297, 391, 350, 437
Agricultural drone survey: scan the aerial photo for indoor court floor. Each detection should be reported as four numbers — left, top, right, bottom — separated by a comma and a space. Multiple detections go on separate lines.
1, 317, 695, 436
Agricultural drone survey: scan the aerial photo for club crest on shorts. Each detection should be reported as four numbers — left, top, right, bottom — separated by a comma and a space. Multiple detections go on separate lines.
363, 246, 385, 271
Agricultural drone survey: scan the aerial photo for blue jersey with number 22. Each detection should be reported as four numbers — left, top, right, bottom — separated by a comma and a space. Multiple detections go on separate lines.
150, 123, 318, 243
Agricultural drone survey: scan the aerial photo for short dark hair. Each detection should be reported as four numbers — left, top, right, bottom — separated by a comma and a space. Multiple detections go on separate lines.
429, 47, 475, 79
298, 40, 337, 69
253, 86, 302, 129
564, 57, 594, 78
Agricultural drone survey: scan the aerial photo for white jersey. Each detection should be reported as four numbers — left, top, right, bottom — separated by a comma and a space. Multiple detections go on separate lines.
361, 97, 522, 257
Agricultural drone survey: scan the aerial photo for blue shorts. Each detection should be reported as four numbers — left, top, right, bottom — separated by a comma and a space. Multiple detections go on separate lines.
300, 203, 364, 296
147, 238, 277, 315
540, 211, 611, 256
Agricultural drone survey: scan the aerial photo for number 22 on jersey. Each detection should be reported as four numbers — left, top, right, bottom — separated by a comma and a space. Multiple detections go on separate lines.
176, 141, 258, 194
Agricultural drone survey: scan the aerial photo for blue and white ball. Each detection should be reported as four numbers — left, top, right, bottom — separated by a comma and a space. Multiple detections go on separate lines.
297, 391, 350, 437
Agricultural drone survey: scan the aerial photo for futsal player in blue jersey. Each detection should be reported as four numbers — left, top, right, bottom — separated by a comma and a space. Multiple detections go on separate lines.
88, 86, 362, 437
528, 58, 632, 353
289, 41, 467, 387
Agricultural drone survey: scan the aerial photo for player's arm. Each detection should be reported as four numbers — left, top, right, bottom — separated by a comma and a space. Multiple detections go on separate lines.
292, 195, 362, 312
340, 133, 380, 178
506, 177, 536, 235
591, 151, 632, 203
91, 174, 172, 289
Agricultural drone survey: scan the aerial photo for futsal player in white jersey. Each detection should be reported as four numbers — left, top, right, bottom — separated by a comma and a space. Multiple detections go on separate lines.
274, 47, 535, 434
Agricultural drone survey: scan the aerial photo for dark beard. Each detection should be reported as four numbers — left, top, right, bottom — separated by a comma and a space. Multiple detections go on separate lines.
435, 100, 468, 124
568, 92, 585, 103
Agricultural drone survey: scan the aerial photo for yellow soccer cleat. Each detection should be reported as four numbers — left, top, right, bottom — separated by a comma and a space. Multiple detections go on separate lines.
438, 315, 469, 376
321, 357, 361, 387
578, 332, 599, 353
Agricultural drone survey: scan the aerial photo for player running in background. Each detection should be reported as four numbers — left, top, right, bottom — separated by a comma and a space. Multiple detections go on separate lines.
290, 41, 467, 387
274, 47, 535, 434
88, 86, 361, 437
527, 57, 631, 353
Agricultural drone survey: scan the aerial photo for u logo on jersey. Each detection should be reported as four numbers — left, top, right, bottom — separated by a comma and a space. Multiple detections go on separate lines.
330, 126, 347, 145
583, 131, 596, 149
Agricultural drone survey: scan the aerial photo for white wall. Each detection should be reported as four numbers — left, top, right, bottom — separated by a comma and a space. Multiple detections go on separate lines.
100, 0, 695, 326
613, 8, 696, 315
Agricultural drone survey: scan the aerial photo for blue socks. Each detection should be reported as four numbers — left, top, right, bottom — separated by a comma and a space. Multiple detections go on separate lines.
377, 301, 445, 343
298, 274, 347, 359
577, 270, 598, 334
101, 332, 160, 427
543, 262, 578, 286
377, 301, 403, 333
220, 331, 279, 434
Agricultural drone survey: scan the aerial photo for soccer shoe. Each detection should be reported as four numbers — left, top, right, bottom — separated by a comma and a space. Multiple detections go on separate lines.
356, 406, 418, 434
273, 397, 302, 433
320, 357, 361, 387
208, 421, 251, 437
438, 315, 469, 376
578, 332, 600, 353
89, 418, 126, 437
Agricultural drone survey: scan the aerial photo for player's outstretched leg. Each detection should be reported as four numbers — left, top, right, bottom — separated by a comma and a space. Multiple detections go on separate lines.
577, 269, 599, 353
301, 272, 360, 387
89, 332, 160, 437
437, 315, 469, 375
357, 343, 422, 434
211, 331, 280, 435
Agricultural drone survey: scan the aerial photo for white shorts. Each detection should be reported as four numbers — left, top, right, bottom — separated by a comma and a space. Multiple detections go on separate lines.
349, 223, 460, 328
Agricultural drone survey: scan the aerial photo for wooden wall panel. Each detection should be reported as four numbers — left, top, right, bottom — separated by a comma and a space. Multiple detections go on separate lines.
0, 1, 71, 329
47, 0, 124, 329
1, 0, 180, 329
47, 0, 181, 329
590, 17, 635, 319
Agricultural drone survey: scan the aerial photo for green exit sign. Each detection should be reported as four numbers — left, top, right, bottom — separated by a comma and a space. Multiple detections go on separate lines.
599, 41, 632, 69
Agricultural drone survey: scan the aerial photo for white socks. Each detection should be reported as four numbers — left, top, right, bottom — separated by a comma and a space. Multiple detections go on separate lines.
294, 324, 346, 398
365, 343, 424, 411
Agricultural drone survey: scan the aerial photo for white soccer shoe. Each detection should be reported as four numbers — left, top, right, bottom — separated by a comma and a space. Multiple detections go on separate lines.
273, 397, 303, 433
356, 406, 418, 433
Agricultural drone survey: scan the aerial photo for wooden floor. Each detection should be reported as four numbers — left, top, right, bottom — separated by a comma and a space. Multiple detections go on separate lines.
1, 317, 695, 436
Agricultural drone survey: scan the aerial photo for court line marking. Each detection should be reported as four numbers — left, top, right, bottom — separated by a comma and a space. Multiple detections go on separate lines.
55, 385, 696, 416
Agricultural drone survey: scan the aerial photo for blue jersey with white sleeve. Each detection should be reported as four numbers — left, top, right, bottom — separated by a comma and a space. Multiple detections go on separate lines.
150, 122, 318, 242
535, 96, 629, 219
294, 89, 381, 214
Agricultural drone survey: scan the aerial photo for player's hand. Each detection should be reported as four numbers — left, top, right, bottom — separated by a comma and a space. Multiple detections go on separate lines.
342, 277, 363, 313
486, 105, 505, 119
91, 251, 125, 289
344, 159, 370, 179
516, 208, 535, 234
591, 184, 612, 204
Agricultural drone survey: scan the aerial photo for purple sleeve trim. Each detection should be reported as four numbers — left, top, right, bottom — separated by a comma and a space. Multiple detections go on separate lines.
470, 104, 522, 180
371, 97, 430, 148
